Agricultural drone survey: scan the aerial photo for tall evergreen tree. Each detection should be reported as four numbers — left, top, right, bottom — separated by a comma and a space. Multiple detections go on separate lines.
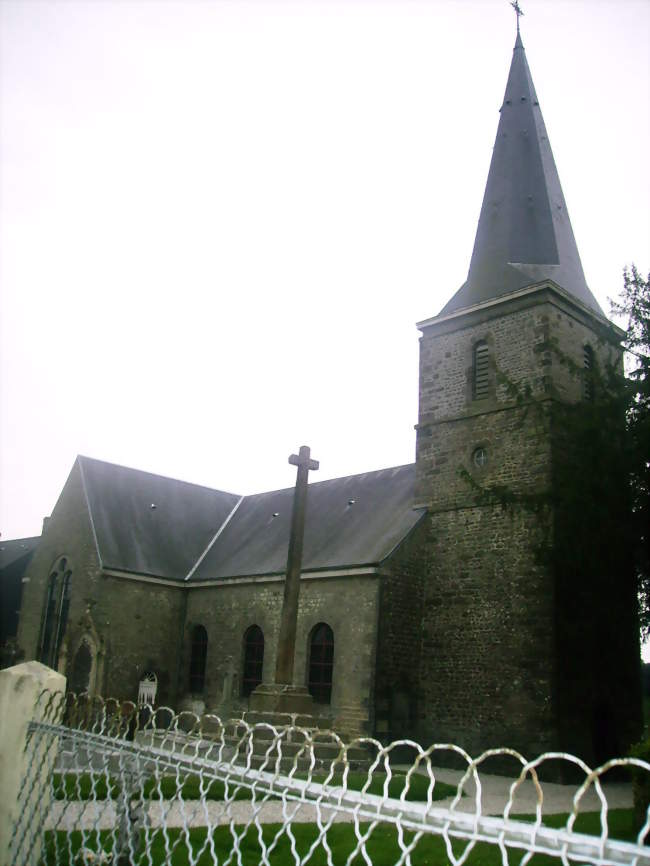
612, 266, 650, 638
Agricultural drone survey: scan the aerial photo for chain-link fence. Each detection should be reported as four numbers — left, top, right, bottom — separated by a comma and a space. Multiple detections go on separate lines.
8, 690, 650, 865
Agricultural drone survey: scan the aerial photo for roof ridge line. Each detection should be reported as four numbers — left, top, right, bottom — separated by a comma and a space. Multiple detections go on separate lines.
78, 456, 104, 570
77, 454, 241, 499
0, 535, 40, 544
184, 495, 245, 582
241, 462, 416, 500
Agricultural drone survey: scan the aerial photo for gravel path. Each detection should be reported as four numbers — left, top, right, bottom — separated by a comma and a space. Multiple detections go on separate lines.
417, 766, 633, 817
44, 768, 634, 831
46, 799, 353, 831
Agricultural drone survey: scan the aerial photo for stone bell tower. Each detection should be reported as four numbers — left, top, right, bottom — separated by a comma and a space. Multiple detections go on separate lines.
414, 26, 641, 761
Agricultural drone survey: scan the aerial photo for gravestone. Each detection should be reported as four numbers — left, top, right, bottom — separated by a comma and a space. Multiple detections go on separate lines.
137, 672, 157, 707
221, 655, 237, 703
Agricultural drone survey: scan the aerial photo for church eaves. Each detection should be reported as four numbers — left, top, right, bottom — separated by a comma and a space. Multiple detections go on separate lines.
439, 30, 603, 318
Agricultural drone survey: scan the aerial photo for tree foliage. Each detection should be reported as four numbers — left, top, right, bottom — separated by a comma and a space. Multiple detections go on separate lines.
611, 265, 650, 638
459, 266, 650, 640
454, 267, 648, 753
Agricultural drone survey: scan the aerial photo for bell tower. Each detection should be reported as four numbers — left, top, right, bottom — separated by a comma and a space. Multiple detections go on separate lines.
414, 25, 641, 760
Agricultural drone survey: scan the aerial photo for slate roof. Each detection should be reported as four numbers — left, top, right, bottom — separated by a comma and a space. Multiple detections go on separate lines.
0, 536, 39, 570
439, 31, 603, 318
76, 457, 423, 581
79, 456, 241, 579
191, 463, 423, 580
0, 536, 39, 642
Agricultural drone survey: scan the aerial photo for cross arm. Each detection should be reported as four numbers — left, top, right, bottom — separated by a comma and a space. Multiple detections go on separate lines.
289, 446, 319, 471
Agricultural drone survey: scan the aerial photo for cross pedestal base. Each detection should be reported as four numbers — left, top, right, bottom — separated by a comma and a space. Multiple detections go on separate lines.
248, 683, 315, 715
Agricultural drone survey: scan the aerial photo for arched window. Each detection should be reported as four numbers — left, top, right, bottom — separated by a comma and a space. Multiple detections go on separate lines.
189, 625, 208, 693
308, 623, 334, 704
583, 344, 594, 401
40, 572, 59, 665
473, 341, 490, 400
70, 641, 93, 695
39, 557, 72, 669
242, 625, 264, 697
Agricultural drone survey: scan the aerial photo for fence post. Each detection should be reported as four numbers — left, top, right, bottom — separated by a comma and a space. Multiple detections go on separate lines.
0, 661, 66, 866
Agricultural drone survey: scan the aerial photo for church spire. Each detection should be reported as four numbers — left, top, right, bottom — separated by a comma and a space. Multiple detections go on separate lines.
439, 24, 603, 317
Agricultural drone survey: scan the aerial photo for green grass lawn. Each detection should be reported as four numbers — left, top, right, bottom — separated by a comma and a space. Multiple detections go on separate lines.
296, 771, 457, 802
43, 810, 640, 866
52, 774, 121, 801
51, 771, 456, 803
142, 774, 259, 801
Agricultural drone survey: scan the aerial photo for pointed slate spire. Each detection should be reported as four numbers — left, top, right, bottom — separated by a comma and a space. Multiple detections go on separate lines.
440, 29, 603, 317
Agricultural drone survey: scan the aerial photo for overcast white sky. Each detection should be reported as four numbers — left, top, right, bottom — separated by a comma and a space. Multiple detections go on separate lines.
1, 0, 649, 542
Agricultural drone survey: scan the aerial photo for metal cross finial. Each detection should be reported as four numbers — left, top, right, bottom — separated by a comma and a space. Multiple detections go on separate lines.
511, 0, 524, 33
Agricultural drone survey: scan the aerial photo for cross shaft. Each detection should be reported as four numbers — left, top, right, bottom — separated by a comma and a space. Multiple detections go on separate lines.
274, 445, 319, 685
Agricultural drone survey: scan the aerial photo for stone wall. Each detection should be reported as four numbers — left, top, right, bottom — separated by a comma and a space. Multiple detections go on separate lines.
17, 462, 103, 676
415, 287, 639, 760
374, 518, 429, 742
417, 292, 620, 465
415, 293, 569, 756
543, 299, 622, 403
96, 576, 184, 705
418, 505, 555, 755
16, 460, 186, 706
183, 573, 381, 733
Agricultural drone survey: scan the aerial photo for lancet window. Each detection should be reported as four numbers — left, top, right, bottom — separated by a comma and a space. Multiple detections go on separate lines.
242, 625, 264, 697
39, 556, 72, 669
189, 625, 208, 693
308, 622, 334, 704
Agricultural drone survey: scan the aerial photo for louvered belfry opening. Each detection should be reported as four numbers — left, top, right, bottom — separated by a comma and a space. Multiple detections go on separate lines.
583, 344, 594, 401
308, 622, 334, 704
242, 625, 264, 697
473, 341, 490, 399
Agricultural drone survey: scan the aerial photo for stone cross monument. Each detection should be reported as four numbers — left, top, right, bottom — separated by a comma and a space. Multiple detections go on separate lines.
275, 445, 319, 685
249, 445, 319, 714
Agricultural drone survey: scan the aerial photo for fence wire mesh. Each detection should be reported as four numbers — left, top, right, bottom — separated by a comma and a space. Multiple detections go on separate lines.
8, 690, 650, 866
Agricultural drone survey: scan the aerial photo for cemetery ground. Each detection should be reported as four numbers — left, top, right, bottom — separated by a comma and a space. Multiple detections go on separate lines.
44, 765, 637, 865
51, 769, 457, 803
44, 812, 638, 866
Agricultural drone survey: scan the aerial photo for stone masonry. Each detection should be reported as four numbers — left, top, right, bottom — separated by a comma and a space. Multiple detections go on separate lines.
415, 286, 640, 761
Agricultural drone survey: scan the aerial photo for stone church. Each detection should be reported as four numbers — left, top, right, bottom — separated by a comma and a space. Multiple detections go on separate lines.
13, 29, 641, 764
